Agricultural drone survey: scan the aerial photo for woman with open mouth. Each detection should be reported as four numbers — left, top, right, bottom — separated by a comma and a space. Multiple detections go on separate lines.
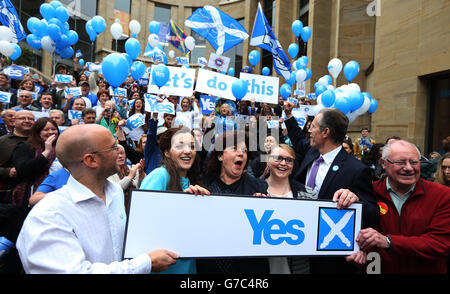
197, 130, 270, 274
140, 126, 209, 274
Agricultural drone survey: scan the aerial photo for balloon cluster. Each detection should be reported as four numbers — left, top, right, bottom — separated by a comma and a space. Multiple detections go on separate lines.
313, 59, 378, 123
25, 1, 79, 59
85, 15, 106, 43
0, 27, 21, 61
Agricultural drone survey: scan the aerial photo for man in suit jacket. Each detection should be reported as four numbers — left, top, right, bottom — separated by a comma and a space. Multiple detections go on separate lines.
283, 102, 379, 273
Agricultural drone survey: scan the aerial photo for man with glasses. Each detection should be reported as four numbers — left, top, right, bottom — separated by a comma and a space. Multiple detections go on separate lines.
11, 90, 37, 111
0, 110, 34, 273
283, 103, 379, 273
16, 124, 179, 273
357, 140, 450, 274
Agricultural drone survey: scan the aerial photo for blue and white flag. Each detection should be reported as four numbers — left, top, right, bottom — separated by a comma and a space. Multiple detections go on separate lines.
185, 5, 248, 56
250, 2, 291, 80
0, 0, 26, 43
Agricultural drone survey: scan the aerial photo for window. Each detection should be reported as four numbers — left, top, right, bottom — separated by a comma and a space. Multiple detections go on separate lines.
298, 0, 309, 57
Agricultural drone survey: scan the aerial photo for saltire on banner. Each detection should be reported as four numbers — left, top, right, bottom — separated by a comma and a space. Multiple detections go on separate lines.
0, 0, 26, 42
250, 2, 291, 80
167, 19, 189, 55
185, 5, 248, 56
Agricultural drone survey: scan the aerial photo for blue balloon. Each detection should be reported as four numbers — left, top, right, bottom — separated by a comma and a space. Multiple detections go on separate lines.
10, 43, 22, 61
79, 59, 85, 66
280, 83, 292, 100
91, 16, 106, 34
298, 56, 309, 68
149, 21, 160, 34
131, 61, 146, 80
125, 38, 141, 60
152, 64, 170, 88
57, 34, 70, 49
60, 46, 73, 59
248, 50, 260, 67
368, 98, 378, 114
40, 3, 55, 21
48, 23, 62, 42
47, 17, 63, 29
49, 1, 62, 8
288, 43, 299, 59
26, 34, 42, 50
85, 20, 97, 43
292, 20, 303, 37
305, 68, 312, 81
55, 6, 69, 23
300, 26, 312, 43
348, 90, 364, 112
102, 53, 130, 88
262, 67, 270, 76
66, 30, 78, 45
26, 17, 40, 35
325, 75, 332, 85
343, 60, 360, 82
321, 90, 336, 107
232, 79, 248, 101
228, 67, 235, 76
315, 85, 327, 96
362, 92, 372, 100
295, 59, 305, 70
121, 53, 133, 70
287, 70, 296, 86
35, 20, 49, 38
334, 96, 350, 114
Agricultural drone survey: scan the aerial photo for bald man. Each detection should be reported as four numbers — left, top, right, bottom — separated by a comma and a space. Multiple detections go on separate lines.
16, 124, 178, 273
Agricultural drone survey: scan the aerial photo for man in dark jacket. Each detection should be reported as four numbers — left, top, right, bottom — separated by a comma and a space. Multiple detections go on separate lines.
283, 102, 379, 273
357, 140, 450, 274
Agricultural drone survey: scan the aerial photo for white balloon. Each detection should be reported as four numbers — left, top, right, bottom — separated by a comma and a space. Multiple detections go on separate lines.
328, 58, 343, 79
347, 82, 361, 93
318, 76, 329, 86
0, 26, 13, 42
168, 50, 175, 58
0, 41, 14, 56
327, 85, 335, 90
296, 69, 307, 83
111, 22, 123, 40
185, 36, 195, 51
129, 20, 141, 35
317, 93, 322, 106
41, 36, 56, 54
148, 34, 159, 48
355, 96, 371, 115
347, 111, 360, 124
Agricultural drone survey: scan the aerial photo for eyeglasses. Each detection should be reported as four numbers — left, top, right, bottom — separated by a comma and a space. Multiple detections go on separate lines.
442, 165, 450, 170
385, 158, 420, 167
270, 155, 295, 164
90, 143, 120, 155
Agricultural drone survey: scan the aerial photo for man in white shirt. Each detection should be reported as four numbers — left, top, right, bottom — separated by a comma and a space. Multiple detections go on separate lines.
16, 124, 178, 274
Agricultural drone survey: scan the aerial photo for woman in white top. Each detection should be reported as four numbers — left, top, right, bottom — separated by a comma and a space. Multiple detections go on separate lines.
107, 145, 145, 204
173, 96, 200, 130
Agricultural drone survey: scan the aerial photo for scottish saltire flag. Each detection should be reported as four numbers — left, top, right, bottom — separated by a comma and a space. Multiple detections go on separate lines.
0, 0, 25, 42
168, 20, 189, 55
185, 5, 248, 56
250, 2, 291, 80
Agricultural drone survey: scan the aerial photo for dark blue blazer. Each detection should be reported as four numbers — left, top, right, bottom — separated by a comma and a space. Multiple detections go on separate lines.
285, 116, 379, 228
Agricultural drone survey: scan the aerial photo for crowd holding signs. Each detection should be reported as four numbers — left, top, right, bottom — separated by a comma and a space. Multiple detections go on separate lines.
0, 0, 449, 277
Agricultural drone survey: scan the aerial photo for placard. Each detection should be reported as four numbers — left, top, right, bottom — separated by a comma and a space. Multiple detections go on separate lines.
123, 190, 362, 259
143, 93, 175, 114
0, 91, 12, 103
199, 95, 216, 115
239, 72, 279, 104
54, 74, 73, 84
208, 53, 230, 72
147, 66, 195, 97
64, 87, 82, 98
68, 110, 82, 120
195, 68, 237, 101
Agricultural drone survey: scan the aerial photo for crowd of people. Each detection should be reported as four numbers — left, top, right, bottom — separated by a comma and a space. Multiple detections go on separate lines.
0, 59, 449, 275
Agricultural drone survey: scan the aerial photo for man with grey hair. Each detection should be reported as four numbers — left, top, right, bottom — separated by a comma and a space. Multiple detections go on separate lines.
357, 139, 450, 274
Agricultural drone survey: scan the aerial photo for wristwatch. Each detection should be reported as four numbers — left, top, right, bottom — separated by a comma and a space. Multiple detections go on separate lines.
385, 235, 393, 252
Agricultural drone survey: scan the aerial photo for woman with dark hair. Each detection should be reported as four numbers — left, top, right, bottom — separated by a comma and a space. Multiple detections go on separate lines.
362, 143, 385, 181
435, 153, 450, 187
140, 126, 209, 274
12, 117, 59, 207
197, 130, 270, 274
127, 97, 146, 145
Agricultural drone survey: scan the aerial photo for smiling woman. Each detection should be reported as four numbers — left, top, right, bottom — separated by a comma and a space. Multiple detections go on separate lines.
12, 117, 60, 207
